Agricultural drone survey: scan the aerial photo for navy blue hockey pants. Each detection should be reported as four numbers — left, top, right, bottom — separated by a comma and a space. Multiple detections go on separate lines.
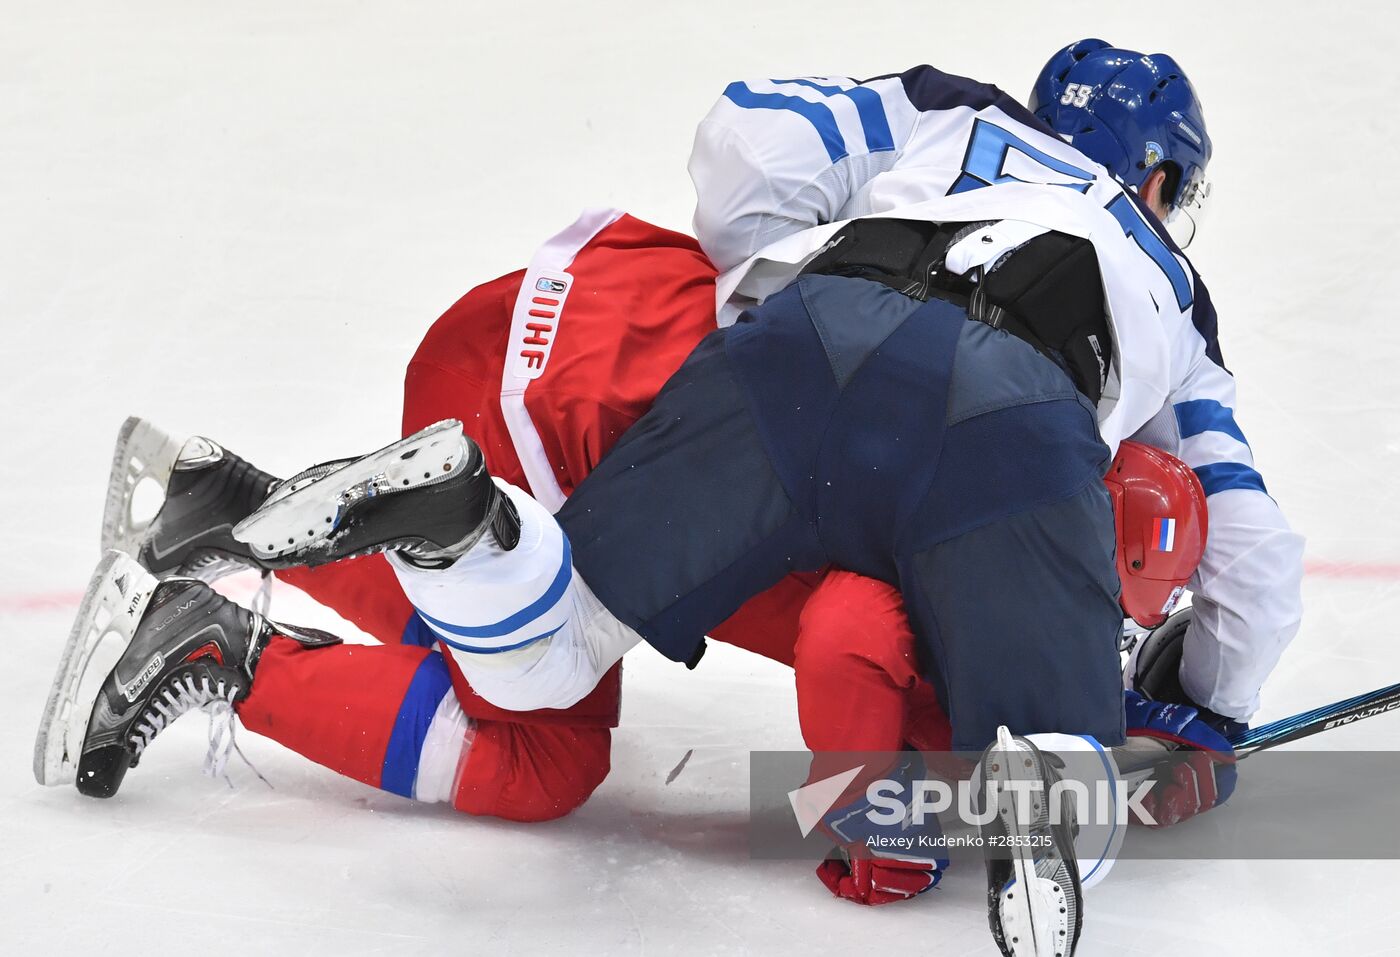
557, 275, 1126, 749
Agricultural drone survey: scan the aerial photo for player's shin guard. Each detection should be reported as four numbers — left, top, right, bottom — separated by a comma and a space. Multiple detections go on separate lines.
981, 727, 1083, 957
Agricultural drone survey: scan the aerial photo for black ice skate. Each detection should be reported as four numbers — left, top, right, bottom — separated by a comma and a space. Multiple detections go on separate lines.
33, 551, 338, 797
980, 726, 1083, 957
230, 418, 520, 569
102, 417, 281, 580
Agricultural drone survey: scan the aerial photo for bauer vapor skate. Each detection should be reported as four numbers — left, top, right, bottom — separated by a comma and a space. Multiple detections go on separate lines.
231, 418, 520, 569
103, 416, 281, 581
981, 727, 1083, 957
33, 551, 338, 797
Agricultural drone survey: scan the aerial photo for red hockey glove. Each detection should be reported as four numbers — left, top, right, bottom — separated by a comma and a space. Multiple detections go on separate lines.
811, 753, 946, 906
816, 847, 941, 906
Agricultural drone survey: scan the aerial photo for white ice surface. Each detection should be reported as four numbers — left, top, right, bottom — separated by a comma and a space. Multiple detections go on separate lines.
4, 2, 1400, 953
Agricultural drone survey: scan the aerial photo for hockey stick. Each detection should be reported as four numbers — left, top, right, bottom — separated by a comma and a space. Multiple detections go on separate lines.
1115, 681, 1400, 779
1226, 681, 1400, 756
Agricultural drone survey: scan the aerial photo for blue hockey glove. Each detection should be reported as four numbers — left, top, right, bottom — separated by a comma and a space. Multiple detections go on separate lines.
1124, 689, 1240, 827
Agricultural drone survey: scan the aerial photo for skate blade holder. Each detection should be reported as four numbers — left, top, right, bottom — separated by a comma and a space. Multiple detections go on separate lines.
231, 419, 468, 561
35, 552, 157, 787
989, 726, 1073, 957
102, 417, 189, 556
999, 877, 1069, 957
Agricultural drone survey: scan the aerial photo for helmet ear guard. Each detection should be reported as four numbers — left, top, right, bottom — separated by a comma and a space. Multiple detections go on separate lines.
1104, 441, 1208, 628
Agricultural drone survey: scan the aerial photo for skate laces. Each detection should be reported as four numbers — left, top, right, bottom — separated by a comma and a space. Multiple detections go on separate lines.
201, 699, 270, 789
129, 672, 270, 789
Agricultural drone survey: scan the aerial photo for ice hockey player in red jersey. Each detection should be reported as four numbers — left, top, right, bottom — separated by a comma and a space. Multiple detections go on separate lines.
36, 209, 955, 831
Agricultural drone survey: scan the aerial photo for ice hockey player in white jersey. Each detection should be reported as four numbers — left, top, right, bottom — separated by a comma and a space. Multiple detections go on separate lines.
688, 40, 1304, 743
676, 42, 1305, 953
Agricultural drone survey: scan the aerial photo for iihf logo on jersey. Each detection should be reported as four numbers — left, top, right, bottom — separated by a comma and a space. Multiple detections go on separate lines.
511, 269, 574, 380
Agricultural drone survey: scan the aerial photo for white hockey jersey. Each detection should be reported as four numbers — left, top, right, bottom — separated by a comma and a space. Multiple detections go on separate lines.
687, 66, 1304, 721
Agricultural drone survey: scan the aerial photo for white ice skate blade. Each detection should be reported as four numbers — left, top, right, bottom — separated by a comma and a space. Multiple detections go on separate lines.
988, 726, 1073, 957
33, 551, 159, 786
101, 417, 186, 556
231, 419, 468, 561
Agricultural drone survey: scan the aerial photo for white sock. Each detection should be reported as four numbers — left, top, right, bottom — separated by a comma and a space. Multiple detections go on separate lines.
388, 481, 642, 712
413, 694, 476, 805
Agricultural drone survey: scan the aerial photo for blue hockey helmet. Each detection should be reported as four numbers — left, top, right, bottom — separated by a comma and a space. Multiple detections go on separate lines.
1030, 39, 1212, 244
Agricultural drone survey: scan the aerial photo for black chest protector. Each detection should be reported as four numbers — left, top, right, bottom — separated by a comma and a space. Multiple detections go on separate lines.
797, 218, 1111, 404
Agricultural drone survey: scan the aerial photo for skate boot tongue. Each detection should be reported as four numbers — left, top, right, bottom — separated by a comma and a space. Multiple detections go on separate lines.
174, 435, 226, 470
107, 417, 283, 581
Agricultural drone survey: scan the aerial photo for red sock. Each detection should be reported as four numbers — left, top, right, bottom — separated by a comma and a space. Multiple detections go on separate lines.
275, 558, 417, 645
237, 635, 609, 821
237, 636, 447, 792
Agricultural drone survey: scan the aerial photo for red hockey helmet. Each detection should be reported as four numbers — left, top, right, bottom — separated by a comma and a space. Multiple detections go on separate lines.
1104, 441, 1208, 628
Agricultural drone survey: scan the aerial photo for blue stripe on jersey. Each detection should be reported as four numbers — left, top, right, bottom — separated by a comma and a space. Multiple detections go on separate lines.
770, 78, 895, 153
948, 118, 1095, 195
413, 535, 573, 640
380, 651, 453, 799
400, 613, 438, 648
723, 82, 847, 162
1194, 461, 1268, 497
432, 624, 564, 656
1104, 193, 1194, 311
1118, 188, 1226, 370
1174, 399, 1249, 446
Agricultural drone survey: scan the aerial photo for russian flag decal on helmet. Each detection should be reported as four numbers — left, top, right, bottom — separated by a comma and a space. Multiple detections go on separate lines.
1153, 517, 1177, 552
